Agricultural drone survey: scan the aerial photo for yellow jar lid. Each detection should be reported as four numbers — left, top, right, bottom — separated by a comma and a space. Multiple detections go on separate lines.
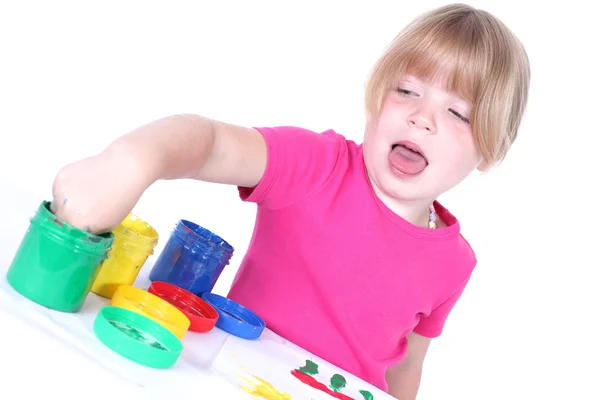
111, 285, 190, 339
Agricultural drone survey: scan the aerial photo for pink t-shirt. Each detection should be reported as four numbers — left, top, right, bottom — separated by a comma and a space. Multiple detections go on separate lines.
228, 126, 477, 392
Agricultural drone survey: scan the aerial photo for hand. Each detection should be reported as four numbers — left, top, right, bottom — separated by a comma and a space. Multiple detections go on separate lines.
50, 146, 153, 235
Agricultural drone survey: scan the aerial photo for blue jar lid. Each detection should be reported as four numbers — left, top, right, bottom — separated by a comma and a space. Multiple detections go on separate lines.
201, 293, 265, 340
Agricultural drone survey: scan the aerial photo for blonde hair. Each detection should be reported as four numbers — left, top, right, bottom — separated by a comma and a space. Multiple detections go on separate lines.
365, 3, 530, 167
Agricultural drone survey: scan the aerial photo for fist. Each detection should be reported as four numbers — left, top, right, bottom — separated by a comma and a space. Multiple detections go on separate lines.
50, 149, 152, 234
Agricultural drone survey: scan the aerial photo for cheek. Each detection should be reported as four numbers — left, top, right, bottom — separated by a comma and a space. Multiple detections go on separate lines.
365, 118, 390, 148
363, 121, 378, 149
459, 133, 483, 165
370, 113, 402, 147
379, 104, 406, 128
436, 129, 480, 167
453, 143, 481, 173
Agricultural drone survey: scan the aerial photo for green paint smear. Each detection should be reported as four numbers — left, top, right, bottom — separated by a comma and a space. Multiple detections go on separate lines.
329, 373, 347, 392
297, 359, 373, 399
299, 360, 319, 375
110, 320, 167, 351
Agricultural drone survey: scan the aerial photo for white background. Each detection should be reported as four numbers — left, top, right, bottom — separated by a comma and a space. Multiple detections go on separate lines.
1, 0, 599, 399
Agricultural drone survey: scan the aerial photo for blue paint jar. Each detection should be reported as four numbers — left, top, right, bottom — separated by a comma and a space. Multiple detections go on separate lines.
149, 220, 234, 296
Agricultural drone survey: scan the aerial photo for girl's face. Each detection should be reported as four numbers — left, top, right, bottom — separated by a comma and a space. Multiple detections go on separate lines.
363, 75, 484, 210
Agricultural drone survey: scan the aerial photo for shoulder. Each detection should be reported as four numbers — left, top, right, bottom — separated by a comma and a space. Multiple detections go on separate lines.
239, 125, 358, 209
456, 233, 478, 270
254, 125, 349, 146
253, 125, 358, 180
434, 201, 478, 268
429, 202, 479, 295
253, 125, 357, 158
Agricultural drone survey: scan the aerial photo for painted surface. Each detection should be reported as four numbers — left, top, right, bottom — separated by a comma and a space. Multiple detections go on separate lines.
240, 373, 292, 400
330, 374, 347, 392
359, 390, 374, 400
299, 359, 319, 375
291, 369, 354, 400
291, 360, 374, 400
210, 332, 392, 400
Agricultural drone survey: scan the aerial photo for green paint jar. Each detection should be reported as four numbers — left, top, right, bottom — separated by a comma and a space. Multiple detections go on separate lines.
6, 200, 114, 312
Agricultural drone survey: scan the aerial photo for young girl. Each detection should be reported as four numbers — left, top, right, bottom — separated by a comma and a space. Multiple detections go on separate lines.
50, 3, 529, 399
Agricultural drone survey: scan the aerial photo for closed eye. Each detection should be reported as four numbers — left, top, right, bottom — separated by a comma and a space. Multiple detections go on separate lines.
449, 109, 470, 124
397, 87, 419, 97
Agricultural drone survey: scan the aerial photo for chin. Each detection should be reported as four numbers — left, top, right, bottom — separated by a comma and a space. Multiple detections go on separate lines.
383, 178, 432, 202
369, 166, 435, 202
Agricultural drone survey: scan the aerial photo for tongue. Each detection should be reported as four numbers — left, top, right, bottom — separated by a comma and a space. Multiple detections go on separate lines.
389, 145, 427, 175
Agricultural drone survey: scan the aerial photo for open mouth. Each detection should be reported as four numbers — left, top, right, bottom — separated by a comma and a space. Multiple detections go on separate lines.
389, 141, 428, 176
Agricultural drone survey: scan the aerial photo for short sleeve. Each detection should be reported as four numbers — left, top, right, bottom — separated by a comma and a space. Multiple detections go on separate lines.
238, 126, 344, 210
413, 278, 470, 338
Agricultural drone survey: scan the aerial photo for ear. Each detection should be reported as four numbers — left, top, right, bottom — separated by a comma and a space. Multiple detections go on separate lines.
477, 158, 491, 173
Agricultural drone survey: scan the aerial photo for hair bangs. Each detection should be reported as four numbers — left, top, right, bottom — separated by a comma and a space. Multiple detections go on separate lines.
365, 4, 530, 167
389, 15, 493, 105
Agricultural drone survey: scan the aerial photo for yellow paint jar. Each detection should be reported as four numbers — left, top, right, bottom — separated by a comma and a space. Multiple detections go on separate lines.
111, 285, 191, 339
91, 213, 158, 299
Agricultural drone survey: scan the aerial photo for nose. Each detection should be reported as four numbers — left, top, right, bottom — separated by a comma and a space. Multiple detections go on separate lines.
407, 107, 436, 134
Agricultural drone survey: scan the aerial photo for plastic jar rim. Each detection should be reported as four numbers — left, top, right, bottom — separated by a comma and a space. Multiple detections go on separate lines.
111, 225, 159, 254
172, 220, 234, 254
114, 214, 159, 245
32, 201, 114, 256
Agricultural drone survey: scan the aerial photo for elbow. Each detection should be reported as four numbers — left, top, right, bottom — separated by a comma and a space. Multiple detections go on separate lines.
108, 113, 217, 181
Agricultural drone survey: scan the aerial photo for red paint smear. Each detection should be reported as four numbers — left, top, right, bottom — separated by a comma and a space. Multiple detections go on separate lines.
290, 370, 353, 400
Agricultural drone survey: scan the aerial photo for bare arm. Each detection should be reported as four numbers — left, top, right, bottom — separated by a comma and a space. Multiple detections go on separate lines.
109, 114, 267, 187
51, 114, 267, 233
386, 332, 432, 399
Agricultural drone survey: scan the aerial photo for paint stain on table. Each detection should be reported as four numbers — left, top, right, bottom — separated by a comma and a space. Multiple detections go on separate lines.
240, 373, 292, 400
291, 369, 353, 400
290, 360, 374, 400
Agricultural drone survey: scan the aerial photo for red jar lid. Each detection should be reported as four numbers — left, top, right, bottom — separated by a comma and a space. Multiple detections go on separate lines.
147, 281, 219, 333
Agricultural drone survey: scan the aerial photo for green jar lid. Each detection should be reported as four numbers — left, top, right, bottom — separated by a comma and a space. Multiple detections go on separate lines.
93, 306, 183, 369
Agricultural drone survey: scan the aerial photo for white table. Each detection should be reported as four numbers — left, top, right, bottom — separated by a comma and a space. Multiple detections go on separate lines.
0, 182, 390, 400
0, 182, 246, 399
0, 267, 256, 399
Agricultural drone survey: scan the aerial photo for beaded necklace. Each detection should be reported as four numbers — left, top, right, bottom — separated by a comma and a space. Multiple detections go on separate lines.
428, 204, 437, 229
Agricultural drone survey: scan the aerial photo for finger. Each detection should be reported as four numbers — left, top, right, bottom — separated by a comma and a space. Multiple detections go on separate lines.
49, 199, 59, 215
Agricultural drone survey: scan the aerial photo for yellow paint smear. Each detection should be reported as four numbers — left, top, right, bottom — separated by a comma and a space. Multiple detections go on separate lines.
239, 373, 292, 400
91, 213, 158, 298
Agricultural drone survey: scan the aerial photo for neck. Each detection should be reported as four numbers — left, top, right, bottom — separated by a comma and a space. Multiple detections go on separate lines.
371, 185, 436, 228
384, 197, 434, 227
